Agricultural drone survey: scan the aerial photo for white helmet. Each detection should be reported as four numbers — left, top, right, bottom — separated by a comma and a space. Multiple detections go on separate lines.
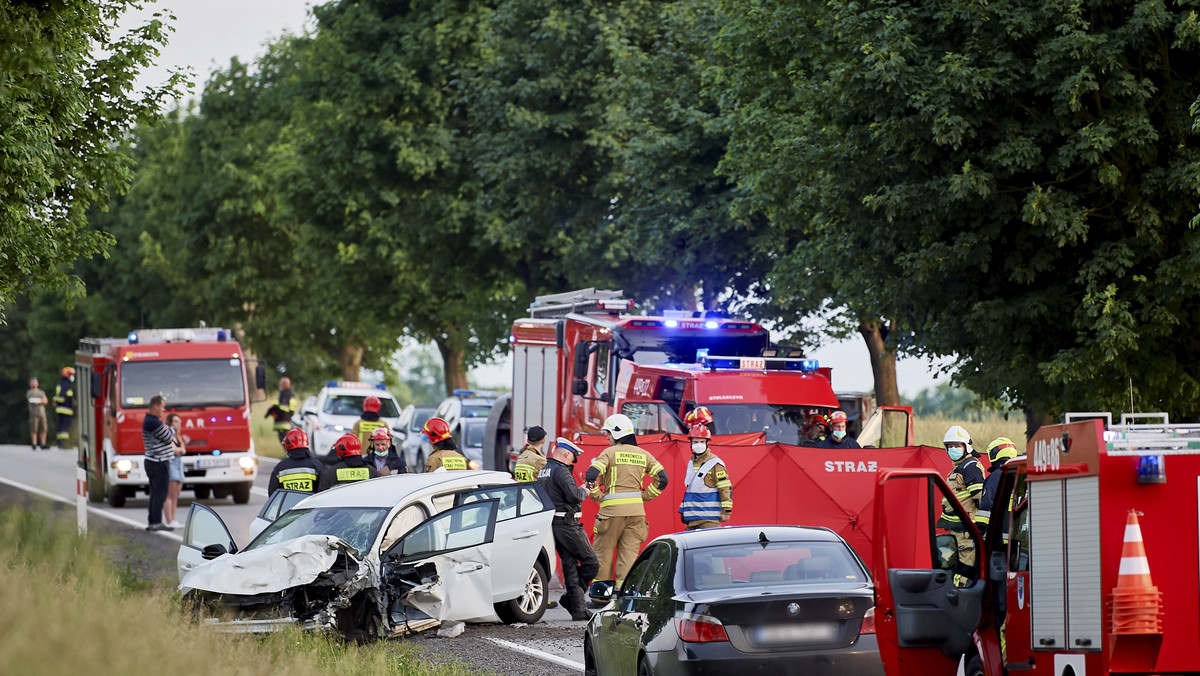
601, 413, 635, 439
943, 425, 973, 455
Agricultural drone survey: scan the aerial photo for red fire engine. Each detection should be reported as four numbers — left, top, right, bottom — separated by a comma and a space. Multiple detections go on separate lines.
872, 412, 1200, 676
75, 328, 266, 507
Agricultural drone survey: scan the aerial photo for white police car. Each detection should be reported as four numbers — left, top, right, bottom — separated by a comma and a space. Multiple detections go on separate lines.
298, 381, 402, 462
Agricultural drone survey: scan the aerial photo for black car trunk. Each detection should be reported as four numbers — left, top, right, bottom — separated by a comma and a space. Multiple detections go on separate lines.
689, 586, 873, 652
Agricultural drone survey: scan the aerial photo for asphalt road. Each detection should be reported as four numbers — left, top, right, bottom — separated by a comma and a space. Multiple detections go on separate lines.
0, 443, 588, 675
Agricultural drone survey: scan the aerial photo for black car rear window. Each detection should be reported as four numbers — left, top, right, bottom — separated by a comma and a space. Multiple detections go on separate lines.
684, 541, 866, 591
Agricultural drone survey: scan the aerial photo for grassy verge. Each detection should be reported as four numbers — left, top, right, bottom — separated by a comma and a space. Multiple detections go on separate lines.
252, 403, 285, 459
914, 412, 1027, 452
0, 501, 479, 676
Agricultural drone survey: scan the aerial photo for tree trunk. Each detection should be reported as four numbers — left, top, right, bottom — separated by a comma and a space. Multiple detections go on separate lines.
1024, 407, 1055, 442
858, 320, 902, 407
338, 343, 363, 382
436, 336, 469, 395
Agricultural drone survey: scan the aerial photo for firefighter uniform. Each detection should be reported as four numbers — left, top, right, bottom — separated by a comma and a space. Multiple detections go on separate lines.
352, 416, 387, 450
514, 443, 547, 482
320, 454, 379, 490
679, 449, 732, 529
425, 448, 468, 472
53, 374, 74, 445
268, 448, 325, 495
539, 445, 598, 620
265, 386, 295, 441
585, 443, 668, 583
936, 454, 984, 583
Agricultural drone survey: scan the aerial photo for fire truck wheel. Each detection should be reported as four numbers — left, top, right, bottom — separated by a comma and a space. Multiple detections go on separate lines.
193, 486, 211, 500
106, 485, 126, 508
232, 482, 251, 504
965, 655, 983, 676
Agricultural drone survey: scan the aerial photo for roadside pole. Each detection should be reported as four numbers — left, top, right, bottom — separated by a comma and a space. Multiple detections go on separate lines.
76, 462, 87, 535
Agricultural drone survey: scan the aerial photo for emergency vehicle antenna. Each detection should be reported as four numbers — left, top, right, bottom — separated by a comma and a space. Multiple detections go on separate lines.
528, 288, 632, 318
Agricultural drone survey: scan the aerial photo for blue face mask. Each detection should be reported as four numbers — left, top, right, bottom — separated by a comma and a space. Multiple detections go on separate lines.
947, 447, 965, 462
832, 430, 847, 440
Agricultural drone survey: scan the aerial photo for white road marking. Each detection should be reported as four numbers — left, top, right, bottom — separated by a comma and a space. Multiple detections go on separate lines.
485, 637, 584, 671
0, 474, 183, 543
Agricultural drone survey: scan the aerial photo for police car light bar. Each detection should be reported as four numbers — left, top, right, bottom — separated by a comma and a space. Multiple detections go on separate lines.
700, 355, 820, 372
326, 381, 374, 389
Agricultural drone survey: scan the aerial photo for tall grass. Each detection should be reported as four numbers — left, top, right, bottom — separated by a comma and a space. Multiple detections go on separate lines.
913, 412, 1028, 453
0, 501, 478, 676
251, 407, 285, 459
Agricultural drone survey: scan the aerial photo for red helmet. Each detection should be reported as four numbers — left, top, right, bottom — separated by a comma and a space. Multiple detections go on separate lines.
370, 426, 392, 441
804, 414, 829, 431
61, 367, 76, 378
828, 410, 849, 425
282, 428, 309, 452
687, 425, 711, 440
685, 407, 714, 427
423, 417, 452, 444
363, 396, 381, 413
333, 433, 361, 458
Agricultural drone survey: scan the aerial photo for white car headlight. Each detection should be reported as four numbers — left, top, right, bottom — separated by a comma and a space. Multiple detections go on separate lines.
237, 456, 257, 469
114, 459, 133, 472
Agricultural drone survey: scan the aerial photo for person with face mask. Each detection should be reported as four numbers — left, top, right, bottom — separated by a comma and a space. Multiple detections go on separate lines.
679, 425, 732, 530
936, 425, 984, 586
539, 437, 598, 620
367, 426, 406, 475
815, 410, 861, 448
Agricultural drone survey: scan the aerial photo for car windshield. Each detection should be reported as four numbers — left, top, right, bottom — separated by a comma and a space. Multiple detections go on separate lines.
322, 394, 400, 418
462, 421, 486, 449
410, 409, 433, 432
120, 358, 246, 409
684, 541, 866, 591
461, 403, 493, 418
706, 404, 833, 444
245, 507, 391, 555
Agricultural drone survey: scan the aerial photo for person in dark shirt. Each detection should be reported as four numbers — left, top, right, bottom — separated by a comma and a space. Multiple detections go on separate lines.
265, 377, 296, 445
539, 437, 598, 620
268, 428, 325, 495
319, 433, 378, 490
816, 410, 861, 449
366, 426, 406, 475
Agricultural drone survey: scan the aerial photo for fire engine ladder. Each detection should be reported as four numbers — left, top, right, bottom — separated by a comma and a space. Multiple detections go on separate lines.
527, 288, 631, 318
1068, 412, 1200, 456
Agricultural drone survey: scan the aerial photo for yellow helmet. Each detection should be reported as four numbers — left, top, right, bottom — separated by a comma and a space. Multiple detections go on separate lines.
987, 437, 1018, 465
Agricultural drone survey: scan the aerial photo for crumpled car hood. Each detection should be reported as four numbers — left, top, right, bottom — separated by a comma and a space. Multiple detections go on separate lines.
180, 534, 366, 595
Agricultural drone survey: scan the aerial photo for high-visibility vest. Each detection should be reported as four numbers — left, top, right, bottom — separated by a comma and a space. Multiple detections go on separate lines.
680, 456, 724, 522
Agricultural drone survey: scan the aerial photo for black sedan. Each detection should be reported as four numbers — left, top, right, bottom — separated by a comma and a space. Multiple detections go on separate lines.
583, 525, 882, 676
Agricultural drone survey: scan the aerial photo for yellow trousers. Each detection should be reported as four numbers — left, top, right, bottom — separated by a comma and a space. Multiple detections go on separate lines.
594, 514, 649, 583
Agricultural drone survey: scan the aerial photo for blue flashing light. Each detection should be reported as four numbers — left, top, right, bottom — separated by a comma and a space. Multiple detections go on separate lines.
800, 359, 819, 372
326, 381, 338, 387
453, 389, 475, 397
1137, 455, 1166, 484
374, 383, 387, 390
225, 416, 232, 422
709, 358, 740, 369
127, 332, 139, 344
695, 348, 709, 362
508, 334, 516, 344
704, 320, 720, 329
664, 319, 679, 328
212, 449, 222, 456
216, 329, 227, 342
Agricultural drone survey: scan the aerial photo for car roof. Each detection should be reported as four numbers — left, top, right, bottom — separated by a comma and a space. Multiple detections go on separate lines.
665, 525, 845, 550
320, 387, 398, 399
295, 470, 513, 508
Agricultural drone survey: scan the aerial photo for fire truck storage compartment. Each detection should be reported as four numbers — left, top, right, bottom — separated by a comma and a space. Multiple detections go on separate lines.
512, 344, 558, 443
1029, 476, 1102, 651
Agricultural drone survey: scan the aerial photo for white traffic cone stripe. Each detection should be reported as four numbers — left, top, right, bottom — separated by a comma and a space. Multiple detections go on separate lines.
1119, 556, 1151, 576
1124, 524, 1144, 542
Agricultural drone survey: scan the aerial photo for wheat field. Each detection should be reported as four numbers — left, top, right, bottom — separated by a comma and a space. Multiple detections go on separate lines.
913, 413, 1028, 453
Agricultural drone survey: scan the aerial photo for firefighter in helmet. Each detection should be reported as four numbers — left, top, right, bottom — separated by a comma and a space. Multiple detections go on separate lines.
268, 428, 324, 495
514, 425, 548, 481
803, 413, 829, 444
54, 366, 75, 446
585, 413, 669, 585
423, 417, 468, 471
936, 425, 984, 585
352, 395, 388, 449
976, 437, 1019, 540
816, 410, 861, 448
319, 433, 378, 489
679, 425, 732, 529
684, 406, 715, 433
366, 426, 406, 475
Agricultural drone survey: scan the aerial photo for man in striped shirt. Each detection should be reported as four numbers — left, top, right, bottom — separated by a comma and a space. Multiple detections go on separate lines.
143, 395, 176, 531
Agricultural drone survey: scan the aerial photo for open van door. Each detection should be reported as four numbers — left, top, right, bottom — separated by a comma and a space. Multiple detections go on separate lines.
873, 468, 986, 675
858, 406, 914, 448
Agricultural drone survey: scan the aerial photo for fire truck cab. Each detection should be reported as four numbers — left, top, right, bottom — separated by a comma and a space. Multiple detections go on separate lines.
76, 328, 266, 508
871, 412, 1200, 676
484, 288, 843, 469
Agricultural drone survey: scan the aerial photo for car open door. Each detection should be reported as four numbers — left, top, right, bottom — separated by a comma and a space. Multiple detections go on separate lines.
381, 499, 500, 624
177, 502, 238, 582
249, 489, 310, 541
454, 483, 554, 602
873, 468, 986, 676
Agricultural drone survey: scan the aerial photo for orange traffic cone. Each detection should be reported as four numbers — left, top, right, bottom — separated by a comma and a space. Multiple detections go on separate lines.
1108, 510, 1163, 635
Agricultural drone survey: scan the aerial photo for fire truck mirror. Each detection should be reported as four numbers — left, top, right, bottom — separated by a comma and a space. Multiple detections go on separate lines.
255, 363, 267, 391
935, 533, 959, 571
91, 371, 102, 402
573, 343, 590, 379
572, 378, 589, 396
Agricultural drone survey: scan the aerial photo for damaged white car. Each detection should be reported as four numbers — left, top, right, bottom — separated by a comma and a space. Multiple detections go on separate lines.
177, 471, 555, 639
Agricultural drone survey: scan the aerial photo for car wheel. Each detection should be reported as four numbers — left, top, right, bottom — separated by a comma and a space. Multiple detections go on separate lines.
232, 482, 251, 504
497, 561, 548, 624
638, 655, 653, 676
193, 485, 211, 500
106, 485, 126, 508
965, 655, 983, 676
583, 638, 598, 676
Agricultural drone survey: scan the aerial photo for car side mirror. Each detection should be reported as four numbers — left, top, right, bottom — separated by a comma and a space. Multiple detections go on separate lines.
587, 580, 614, 607
201, 543, 230, 560
255, 364, 267, 391
572, 378, 589, 396
91, 371, 103, 402
935, 533, 959, 571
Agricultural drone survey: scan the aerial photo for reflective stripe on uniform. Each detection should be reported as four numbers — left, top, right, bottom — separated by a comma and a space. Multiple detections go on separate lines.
601, 490, 643, 507
515, 464, 537, 482
277, 467, 318, 492
442, 456, 467, 470
335, 467, 370, 482
680, 457, 723, 521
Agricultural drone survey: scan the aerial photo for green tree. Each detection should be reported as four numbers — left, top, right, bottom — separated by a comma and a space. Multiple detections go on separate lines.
0, 1, 184, 317
716, 0, 1200, 429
